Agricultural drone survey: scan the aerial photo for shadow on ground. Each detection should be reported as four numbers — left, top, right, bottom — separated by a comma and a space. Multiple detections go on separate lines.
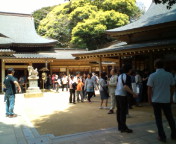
24, 92, 176, 136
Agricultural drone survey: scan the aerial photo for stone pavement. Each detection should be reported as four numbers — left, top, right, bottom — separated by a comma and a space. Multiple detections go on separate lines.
0, 93, 176, 144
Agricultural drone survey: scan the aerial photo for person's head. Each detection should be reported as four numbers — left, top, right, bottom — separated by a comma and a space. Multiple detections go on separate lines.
87, 73, 92, 78
110, 69, 117, 75
7, 68, 15, 75
76, 72, 80, 77
101, 72, 107, 80
77, 77, 81, 82
70, 75, 74, 80
154, 59, 164, 69
83, 73, 87, 77
122, 64, 132, 74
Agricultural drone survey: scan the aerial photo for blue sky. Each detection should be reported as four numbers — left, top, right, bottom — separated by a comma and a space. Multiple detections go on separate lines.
0, 0, 152, 14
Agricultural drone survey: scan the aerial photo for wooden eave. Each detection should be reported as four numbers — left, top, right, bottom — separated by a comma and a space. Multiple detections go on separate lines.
11, 42, 57, 48
2, 58, 55, 63
73, 44, 176, 60
106, 21, 176, 38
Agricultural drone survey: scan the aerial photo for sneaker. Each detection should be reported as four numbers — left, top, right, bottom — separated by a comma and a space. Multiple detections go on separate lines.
99, 106, 103, 109
9, 114, 17, 118
121, 128, 133, 133
108, 110, 114, 114
104, 107, 110, 109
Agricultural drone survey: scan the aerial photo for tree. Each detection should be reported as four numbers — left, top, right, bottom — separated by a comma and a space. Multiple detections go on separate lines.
37, 0, 142, 49
32, 6, 55, 29
154, 0, 176, 9
69, 4, 98, 28
71, 10, 129, 49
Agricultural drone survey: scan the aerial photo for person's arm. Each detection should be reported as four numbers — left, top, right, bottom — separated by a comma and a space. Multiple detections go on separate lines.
109, 75, 117, 87
123, 85, 138, 98
170, 85, 175, 103
84, 79, 87, 90
147, 86, 152, 104
123, 74, 138, 98
14, 81, 21, 93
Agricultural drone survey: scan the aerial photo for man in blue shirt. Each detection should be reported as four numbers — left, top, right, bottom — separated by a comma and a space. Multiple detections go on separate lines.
147, 59, 176, 142
3, 68, 21, 118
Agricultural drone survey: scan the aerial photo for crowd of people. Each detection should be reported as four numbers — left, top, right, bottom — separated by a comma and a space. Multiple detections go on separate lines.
3, 59, 176, 142
41, 67, 151, 109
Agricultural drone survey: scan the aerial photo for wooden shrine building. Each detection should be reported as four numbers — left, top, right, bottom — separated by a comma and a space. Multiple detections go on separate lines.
0, 12, 116, 91
72, 2, 176, 73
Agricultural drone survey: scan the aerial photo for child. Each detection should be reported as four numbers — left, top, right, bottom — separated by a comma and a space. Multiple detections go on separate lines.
76, 78, 84, 102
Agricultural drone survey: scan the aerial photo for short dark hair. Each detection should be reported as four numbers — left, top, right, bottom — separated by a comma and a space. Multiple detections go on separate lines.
101, 72, 107, 79
7, 68, 15, 74
88, 73, 92, 77
154, 59, 164, 68
70, 75, 74, 79
122, 64, 132, 73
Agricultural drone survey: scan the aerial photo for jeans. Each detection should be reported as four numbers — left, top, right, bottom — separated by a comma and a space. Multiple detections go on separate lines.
152, 103, 176, 139
76, 91, 83, 102
6, 95, 15, 115
116, 96, 128, 130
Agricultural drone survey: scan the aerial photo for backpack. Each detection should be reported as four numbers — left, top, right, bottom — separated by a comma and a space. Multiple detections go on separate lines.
72, 82, 77, 90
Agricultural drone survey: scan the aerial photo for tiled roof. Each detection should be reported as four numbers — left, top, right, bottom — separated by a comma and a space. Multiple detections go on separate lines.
106, 2, 176, 34
0, 49, 15, 56
13, 53, 55, 59
0, 12, 57, 46
72, 39, 176, 56
0, 37, 13, 45
40, 49, 88, 60
0, 49, 15, 52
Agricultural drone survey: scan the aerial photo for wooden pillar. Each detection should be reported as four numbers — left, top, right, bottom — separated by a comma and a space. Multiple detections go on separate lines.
29, 63, 32, 66
89, 66, 92, 73
66, 67, 69, 75
119, 57, 122, 68
99, 57, 102, 77
1, 59, 5, 91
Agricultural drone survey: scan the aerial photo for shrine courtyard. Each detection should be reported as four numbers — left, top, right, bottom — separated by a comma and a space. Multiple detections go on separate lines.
1, 91, 176, 144
18, 90, 175, 136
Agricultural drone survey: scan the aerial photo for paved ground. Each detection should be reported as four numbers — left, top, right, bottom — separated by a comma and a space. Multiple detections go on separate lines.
0, 91, 176, 144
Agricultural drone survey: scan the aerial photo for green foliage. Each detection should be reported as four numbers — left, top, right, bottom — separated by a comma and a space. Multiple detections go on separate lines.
36, 0, 142, 49
69, 4, 98, 28
71, 19, 107, 49
71, 10, 129, 49
32, 6, 55, 29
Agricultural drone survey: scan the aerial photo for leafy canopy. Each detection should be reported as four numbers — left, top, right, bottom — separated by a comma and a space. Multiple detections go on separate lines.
36, 0, 142, 49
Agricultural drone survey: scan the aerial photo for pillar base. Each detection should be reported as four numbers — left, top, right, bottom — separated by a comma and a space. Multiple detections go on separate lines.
24, 92, 43, 98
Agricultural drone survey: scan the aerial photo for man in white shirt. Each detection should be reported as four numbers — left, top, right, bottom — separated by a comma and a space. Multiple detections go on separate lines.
115, 64, 138, 133
147, 59, 176, 142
